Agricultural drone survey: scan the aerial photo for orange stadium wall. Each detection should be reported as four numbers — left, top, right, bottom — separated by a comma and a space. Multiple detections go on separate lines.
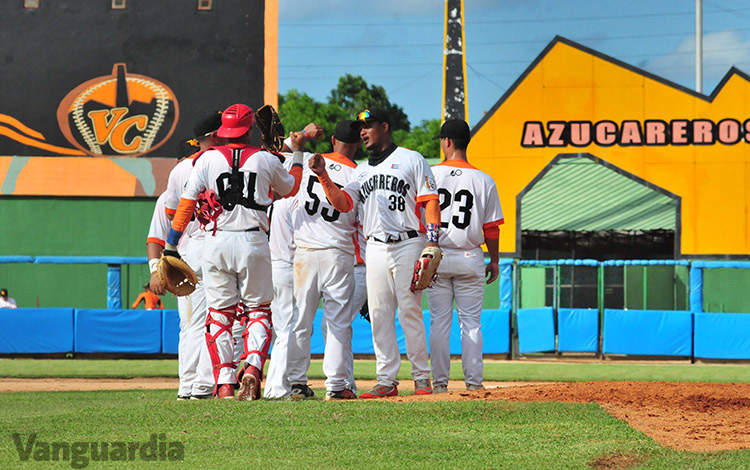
468, 36, 750, 259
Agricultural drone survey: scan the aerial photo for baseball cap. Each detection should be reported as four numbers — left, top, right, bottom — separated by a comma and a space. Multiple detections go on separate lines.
193, 110, 223, 138
433, 119, 471, 141
334, 120, 361, 143
0, 289, 7, 297
351, 108, 391, 128
217, 103, 256, 138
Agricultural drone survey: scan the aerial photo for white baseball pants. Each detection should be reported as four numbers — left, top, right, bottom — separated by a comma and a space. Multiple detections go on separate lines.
202, 231, 274, 385
264, 259, 298, 398
177, 236, 213, 397
366, 237, 430, 387
321, 263, 366, 393
427, 247, 485, 388
288, 246, 354, 391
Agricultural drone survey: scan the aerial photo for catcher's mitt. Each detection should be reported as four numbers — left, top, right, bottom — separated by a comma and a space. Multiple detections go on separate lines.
157, 256, 198, 297
255, 104, 285, 152
410, 246, 444, 292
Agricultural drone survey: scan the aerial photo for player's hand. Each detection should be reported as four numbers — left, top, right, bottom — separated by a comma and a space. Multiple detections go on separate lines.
290, 131, 308, 151
304, 123, 324, 141
485, 260, 499, 284
149, 272, 167, 296
309, 153, 327, 175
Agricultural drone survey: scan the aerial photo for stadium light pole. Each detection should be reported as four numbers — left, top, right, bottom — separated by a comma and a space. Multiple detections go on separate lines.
696, 0, 703, 94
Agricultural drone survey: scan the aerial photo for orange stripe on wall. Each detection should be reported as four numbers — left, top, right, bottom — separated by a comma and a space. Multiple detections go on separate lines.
9, 158, 137, 196
0, 127, 84, 156
0, 114, 46, 141
264, 1, 278, 108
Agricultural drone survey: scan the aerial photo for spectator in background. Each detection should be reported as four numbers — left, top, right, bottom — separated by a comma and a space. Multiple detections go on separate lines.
132, 283, 164, 310
0, 288, 17, 308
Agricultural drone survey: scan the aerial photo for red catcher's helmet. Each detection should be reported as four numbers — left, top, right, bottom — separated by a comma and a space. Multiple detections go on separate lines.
217, 104, 255, 138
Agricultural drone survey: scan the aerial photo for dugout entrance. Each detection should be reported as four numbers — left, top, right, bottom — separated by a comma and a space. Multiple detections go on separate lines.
516, 153, 682, 311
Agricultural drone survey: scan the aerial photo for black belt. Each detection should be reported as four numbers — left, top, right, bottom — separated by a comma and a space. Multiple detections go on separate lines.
216, 227, 262, 232
371, 230, 419, 244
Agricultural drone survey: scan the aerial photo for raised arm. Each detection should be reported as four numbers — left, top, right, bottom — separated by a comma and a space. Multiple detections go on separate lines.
309, 153, 354, 212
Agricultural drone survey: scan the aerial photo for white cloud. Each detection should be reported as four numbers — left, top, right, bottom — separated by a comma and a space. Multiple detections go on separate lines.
644, 30, 750, 87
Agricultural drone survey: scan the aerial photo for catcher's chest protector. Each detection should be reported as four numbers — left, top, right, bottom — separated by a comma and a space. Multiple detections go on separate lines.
213, 146, 270, 212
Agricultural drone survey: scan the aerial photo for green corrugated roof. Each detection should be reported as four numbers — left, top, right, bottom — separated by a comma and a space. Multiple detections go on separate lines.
521, 157, 676, 231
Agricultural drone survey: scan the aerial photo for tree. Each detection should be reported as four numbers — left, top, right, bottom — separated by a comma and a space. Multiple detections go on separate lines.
328, 74, 410, 132
393, 119, 441, 160
278, 75, 437, 156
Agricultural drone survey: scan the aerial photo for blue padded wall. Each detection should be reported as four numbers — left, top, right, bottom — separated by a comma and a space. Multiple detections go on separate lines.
162, 310, 180, 354
75, 309, 162, 354
603, 309, 692, 356
517, 307, 555, 353
0, 308, 74, 353
694, 312, 750, 359
558, 308, 599, 353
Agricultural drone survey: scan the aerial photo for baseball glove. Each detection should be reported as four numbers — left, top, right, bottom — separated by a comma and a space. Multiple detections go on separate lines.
255, 104, 285, 152
410, 246, 444, 292
157, 256, 198, 297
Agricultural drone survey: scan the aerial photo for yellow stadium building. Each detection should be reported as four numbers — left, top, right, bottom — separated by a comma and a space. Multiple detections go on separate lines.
470, 36, 750, 260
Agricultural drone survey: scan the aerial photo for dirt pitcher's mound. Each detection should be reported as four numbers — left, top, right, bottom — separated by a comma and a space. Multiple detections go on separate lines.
2, 378, 748, 452
393, 381, 750, 452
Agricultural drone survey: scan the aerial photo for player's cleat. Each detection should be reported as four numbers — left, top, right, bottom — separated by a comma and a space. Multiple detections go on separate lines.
177, 395, 191, 401
190, 393, 213, 400
237, 365, 261, 401
325, 389, 357, 401
290, 384, 316, 399
216, 384, 235, 399
359, 384, 398, 399
466, 383, 484, 391
433, 384, 448, 394
414, 379, 433, 395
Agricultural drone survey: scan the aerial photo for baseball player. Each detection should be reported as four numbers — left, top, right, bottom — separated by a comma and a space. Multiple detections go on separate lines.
131, 283, 164, 310
145, 190, 196, 399
161, 111, 228, 400
0, 288, 17, 309
286, 120, 362, 401
308, 108, 441, 398
429, 119, 504, 392
263, 125, 324, 399
165, 103, 304, 400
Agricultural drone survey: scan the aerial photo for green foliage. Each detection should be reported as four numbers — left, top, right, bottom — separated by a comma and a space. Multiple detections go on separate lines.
278, 75, 441, 157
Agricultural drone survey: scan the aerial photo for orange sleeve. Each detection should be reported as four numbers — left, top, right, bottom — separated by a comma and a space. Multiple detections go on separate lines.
319, 172, 353, 212
282, 165, 303, 198
483, 225, 500, 240
146, 237, 165, 247
171, 197, 198, 233
424, 198, 441, 226
164, 207, 176, 217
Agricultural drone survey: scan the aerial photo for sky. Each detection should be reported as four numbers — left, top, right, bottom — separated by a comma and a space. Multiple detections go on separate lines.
277, 0, 750, 129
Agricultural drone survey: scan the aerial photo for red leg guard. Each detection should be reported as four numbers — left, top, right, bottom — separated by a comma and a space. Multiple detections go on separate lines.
239, 304, 273, 376
205, 306, 238, 395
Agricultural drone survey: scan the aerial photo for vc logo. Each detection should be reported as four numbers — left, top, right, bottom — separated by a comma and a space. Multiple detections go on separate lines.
57, 64, 179, 157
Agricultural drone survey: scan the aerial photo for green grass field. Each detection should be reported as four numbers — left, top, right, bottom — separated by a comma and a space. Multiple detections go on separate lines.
0, 359, 748, 469
1, 358, 749, 383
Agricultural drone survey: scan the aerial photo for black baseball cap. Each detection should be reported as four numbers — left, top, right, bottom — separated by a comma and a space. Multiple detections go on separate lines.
0, 289, 7, 297
193, 110, 223, 138
351, 108, 391, 128
334, 120, 361, 143
433, 119, 471, 141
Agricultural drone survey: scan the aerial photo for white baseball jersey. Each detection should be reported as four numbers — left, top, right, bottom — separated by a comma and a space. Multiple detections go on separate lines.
432, 160, 504, 250
182, 145, 295, 232
342, 146, 438, 241
269, 196, 296, 263
294, 152, 359, 255
165, 156, 203, 239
